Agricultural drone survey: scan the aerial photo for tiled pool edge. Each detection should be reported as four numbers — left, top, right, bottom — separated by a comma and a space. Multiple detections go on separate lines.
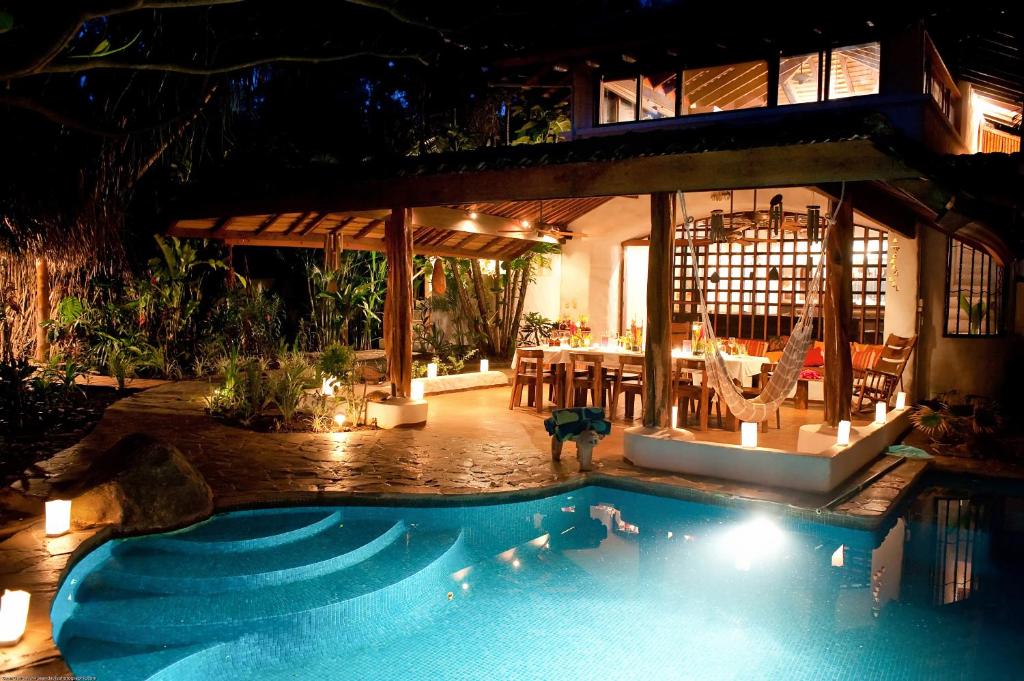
0, 452, 952, 679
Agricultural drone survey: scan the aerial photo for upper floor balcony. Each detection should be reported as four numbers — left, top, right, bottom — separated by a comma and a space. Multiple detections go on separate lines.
569, 24, 1018, 157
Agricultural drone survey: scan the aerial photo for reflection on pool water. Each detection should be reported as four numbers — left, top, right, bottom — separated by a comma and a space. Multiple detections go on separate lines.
54, 483, 1024, 680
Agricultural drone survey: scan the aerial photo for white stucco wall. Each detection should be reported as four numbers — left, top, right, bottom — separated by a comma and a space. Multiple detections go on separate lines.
559, 196, 651, 333
881, 230, 920, 398
521, 253, 562, 323
914, 226, 1016, 400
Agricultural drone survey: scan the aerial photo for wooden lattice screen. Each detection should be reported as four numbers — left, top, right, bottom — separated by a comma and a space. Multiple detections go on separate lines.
671, 212, 887, 343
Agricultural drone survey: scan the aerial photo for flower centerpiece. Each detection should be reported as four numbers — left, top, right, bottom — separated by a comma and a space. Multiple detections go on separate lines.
691, 322, 705, 355
627, 319, 643, 352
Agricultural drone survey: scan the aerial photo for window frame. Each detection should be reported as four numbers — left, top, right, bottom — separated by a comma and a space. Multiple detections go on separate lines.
595, 41, 883, 127
943, 236, 1006, 338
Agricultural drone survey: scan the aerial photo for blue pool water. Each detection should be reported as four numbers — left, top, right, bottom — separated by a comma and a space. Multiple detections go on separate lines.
54, 482, 1024, 680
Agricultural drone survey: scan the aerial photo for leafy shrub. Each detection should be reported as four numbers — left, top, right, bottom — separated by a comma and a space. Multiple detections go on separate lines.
269, 355, 311, 428
319, 343, 355, 380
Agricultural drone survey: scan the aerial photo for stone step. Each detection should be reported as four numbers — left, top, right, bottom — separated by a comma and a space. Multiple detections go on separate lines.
95, 519, 404, 594
139, 508, 342, 554
60, 527, 466, 646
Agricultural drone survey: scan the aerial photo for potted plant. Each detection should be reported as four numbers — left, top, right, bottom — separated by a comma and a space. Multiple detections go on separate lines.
909, 390, 1001, 457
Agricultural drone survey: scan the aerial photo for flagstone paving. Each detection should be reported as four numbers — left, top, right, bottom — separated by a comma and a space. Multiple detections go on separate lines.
1, 380, 939, 677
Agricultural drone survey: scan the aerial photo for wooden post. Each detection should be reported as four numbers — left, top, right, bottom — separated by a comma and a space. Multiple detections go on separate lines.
384, 207, 413, 398
823, 197, 854, 426
34, 256, 50, 362
643, 192, 674, 428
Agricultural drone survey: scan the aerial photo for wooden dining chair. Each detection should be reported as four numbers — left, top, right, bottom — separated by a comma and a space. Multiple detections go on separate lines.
854, 334, 917, 413
610, 358, 644, 420
673, 358, 721, 431
569, 351, 606, 408
736, 362, 781, 432
509, 349, 559, 413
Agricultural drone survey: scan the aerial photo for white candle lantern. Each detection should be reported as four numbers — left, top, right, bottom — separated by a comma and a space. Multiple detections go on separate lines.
426, 363, 438, 379
479, 359, 489, 373
741, 422, 758, 448
671, 405, 678, 430
874, 401, 887, 425
836, 420, 851, 446
0, 590, 30, 646
410, 380, 425, 401
45, 499, 71, 537
895, 392, 907, 410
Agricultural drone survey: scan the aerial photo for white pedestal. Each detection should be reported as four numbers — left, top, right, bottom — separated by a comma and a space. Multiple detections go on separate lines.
366, 397, 428, 429
796, 424, 863, 454
419, 370, 508, 395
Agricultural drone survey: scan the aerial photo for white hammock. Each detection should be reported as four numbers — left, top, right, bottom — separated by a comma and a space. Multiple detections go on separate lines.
676, 186, 843, 423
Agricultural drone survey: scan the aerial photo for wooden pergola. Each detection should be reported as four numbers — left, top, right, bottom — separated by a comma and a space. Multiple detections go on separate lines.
168, 110, 930, 423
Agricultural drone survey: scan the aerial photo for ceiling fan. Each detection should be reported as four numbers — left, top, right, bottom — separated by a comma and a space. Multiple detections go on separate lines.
497, 200, 590, 239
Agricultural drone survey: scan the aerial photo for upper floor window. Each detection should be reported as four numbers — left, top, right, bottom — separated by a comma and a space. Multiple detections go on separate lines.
778, 51, 822, 104
641, 71, 677, 119
599, 75, 639, 123
945, 237, 1005, 337
681, 60, 768, 114
829, 42, 880, 99
597, 61, 767, 125
778, 42, 880, 106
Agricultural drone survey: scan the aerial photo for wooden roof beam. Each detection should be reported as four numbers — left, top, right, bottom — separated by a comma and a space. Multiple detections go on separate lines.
169, 226, 539, 262
178, 140, 918, 216
291, 212, 326, 236
327, 216, 355, 235
210, 216, 235, 237
352, 219, 382, 240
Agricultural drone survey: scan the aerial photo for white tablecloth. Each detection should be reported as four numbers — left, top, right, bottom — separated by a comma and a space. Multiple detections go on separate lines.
512, 347, 770, 387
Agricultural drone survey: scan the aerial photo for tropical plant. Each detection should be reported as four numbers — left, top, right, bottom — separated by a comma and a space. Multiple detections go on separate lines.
509, 101, 572, 145
519, 312, 555, 346
438, 244, 559, 359
269, 354, 311, 428
958, 294, 989, 334
41, 355, 87, 398
909, 390, 1002, 455
213, 282, 283, 358
356, 252, 388, 349
319, 343, 356, 380
106, 345, 136, 391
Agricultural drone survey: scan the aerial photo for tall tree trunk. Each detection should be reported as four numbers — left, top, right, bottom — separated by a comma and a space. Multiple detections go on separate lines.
469, 259, 497, 354
384, 208, 413, 398
824, 197, 854, 426
508, 259, 531, 356
448, 258, 486, 347
643, 192, 674, 428
34, 255, 50, 361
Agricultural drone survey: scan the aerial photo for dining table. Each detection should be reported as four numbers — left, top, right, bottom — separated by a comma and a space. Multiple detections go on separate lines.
512, 345, 771, 424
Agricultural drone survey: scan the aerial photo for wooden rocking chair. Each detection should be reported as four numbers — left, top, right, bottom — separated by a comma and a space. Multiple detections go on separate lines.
854, 334, 917, 413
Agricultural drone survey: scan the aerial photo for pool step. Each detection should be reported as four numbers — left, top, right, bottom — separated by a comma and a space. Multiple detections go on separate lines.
95, 519, 403, 594
139, 509, 342, 554
59, 637, 211, 681
61, 526, 466, 647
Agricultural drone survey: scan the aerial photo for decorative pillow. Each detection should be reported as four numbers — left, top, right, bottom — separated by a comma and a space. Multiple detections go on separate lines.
767, 335, 788, 352
742, 339, 768, 357
803, 345, 825, 367
851, 344, 883, 371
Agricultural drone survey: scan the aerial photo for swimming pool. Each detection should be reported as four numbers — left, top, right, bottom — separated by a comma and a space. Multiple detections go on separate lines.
54, 482, 1024, 680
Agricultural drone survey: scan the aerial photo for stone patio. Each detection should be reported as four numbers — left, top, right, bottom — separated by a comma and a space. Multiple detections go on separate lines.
1, 380, 941, 677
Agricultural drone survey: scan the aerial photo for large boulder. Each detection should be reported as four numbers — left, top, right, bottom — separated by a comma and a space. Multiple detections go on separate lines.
60, 434, 213, 534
